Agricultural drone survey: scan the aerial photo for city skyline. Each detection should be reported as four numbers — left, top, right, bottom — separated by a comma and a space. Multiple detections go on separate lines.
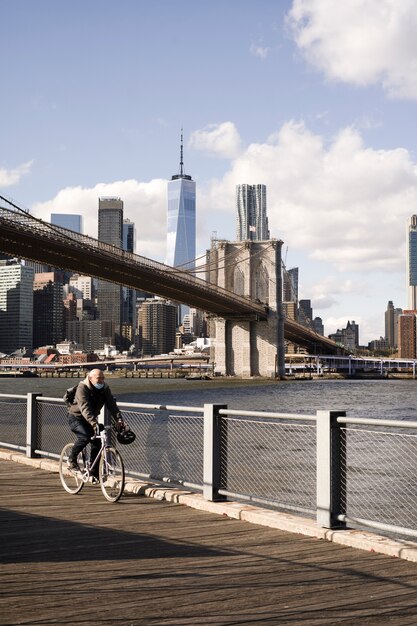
3, 1, 417, 343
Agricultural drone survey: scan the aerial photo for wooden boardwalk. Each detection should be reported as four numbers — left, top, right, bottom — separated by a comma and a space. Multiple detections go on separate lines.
1, 459, 417, 625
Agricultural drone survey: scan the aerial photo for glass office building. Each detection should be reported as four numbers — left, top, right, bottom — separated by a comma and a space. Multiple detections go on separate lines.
166, 137, 196, 270
51, 213, 82, 233
407, 215, 417, 310
166, 135, 196, 322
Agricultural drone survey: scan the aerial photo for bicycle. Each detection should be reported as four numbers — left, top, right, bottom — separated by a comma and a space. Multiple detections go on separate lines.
59, 425, 125, 503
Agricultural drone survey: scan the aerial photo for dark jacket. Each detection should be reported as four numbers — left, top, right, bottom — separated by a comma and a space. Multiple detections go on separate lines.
67, 376, 120, 426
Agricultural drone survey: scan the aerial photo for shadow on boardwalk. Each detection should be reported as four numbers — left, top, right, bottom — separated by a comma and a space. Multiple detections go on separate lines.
1, 458, 417, 625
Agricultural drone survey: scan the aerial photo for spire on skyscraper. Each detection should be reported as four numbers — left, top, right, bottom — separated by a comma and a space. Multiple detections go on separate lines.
172, 128, 192, 181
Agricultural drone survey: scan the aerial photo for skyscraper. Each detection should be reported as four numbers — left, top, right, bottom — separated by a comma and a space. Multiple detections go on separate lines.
166, 131, 196, 322
121, 219, 136, 348
97, 197, 123, 347
138, 299, 176, 356
385, 300, 402, 349
51, 213, 82, 233
0, 263, 34, 353
33, 272, 65, 348
407, 215, 417, 309
166, 132, 196, 270
236, 184, 270, 241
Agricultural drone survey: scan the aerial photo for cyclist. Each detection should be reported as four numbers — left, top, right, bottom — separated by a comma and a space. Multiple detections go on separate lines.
67, 369, 124, 480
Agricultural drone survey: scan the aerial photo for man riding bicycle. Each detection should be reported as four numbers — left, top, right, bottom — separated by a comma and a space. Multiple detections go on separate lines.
67, 369, 124, 480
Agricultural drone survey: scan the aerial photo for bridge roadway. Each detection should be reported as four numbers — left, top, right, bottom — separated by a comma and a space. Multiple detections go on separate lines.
2, 455, 417, 625
0, 198, 341, 354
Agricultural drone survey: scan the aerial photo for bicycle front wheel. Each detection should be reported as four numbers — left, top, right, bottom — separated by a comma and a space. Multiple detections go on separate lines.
59, 443, 85, 495
99, 447, 125, 502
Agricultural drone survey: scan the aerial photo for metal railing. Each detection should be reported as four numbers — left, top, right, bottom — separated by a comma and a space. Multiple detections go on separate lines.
1, 393, 417, 540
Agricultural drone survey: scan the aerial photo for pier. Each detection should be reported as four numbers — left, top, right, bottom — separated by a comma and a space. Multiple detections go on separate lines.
2, 456, 417, 625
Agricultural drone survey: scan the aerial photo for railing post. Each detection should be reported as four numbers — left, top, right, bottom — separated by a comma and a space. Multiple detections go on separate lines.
316, 409, 347, 528
26, 393, 42, 458
203, 403, 227, 501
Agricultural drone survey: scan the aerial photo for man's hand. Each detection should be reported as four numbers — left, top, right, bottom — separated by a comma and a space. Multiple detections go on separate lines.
115, 417, 126, 433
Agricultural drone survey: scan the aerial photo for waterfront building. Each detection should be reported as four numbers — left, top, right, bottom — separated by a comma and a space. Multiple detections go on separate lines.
368, 337, 390, 352
385, 300, 402, 349
329, 320, 359, 351
138, 299, 176, 356
0, 263, 34, 353
97, 197, 123, 347
33, 272, 65, 349
407, 215, 417, 309
236, 184, 270, 241
66, 319, 115, 352
398, 310, 417, 358
51, 213, 82, 233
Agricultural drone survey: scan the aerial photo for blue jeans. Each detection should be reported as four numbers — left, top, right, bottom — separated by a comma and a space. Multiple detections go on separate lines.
68, 415, 101, 476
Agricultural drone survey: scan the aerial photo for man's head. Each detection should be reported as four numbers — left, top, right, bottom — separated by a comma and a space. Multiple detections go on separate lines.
88, 369, 105, 389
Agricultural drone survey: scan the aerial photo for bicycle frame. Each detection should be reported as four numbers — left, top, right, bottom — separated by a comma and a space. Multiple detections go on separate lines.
79, 425, 111, 483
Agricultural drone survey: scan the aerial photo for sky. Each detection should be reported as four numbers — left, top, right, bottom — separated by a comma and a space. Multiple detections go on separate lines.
2, 0, 417, 344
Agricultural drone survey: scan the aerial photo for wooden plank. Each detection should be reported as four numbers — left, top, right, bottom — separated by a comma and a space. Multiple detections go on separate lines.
1, 459, 417, 625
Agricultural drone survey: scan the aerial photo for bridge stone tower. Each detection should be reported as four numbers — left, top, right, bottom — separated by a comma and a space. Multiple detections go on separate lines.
208, 239, 285, 378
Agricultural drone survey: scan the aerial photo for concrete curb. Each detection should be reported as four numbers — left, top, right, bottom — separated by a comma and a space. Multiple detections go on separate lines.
3, 448, 417, 563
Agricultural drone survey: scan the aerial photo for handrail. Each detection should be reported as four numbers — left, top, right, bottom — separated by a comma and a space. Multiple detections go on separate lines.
0, 393, 27, 400
219, 408, 317, 421
337, 416, 417, 429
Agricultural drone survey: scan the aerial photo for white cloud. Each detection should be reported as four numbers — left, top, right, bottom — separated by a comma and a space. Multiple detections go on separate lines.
189, 122, 242, 159
0, 161, 33, 187
250, 43, 271, 60
287, 0, 417, 100
27, 119, 417, 343
201, 121, 417, 273
32, 178, 168, 261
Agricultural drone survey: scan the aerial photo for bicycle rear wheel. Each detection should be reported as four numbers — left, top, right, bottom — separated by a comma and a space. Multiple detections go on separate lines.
99, 447, 125, 502
59, 443, 85, 495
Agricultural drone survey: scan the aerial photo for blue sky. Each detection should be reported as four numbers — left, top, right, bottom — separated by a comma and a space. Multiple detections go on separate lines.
2, 0, 417, 343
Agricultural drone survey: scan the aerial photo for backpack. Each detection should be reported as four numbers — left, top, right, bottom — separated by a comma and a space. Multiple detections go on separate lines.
63, 384, 79, 407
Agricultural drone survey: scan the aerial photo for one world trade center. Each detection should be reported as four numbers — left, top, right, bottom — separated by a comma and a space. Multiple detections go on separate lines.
166, 131, 196, 321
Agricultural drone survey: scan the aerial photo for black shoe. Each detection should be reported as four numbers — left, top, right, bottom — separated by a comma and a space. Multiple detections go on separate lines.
90, 476, 99, 485
68, 460, 81, 472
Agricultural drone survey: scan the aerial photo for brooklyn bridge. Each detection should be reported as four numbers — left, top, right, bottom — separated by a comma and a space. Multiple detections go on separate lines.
0, 195, 341, 367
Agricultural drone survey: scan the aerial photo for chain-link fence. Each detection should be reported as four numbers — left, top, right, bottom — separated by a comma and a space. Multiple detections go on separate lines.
36, 398, 72, 458
340, 424, 417, 534
4, 392, 417, 540
116, 406, 204, 488
218, 415, 316, 515
0, 394, 27, 451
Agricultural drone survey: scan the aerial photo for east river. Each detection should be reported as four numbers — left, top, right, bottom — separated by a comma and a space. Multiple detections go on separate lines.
1, 376, 417, 420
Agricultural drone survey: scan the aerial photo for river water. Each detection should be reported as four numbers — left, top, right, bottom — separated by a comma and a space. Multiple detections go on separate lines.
1, 376, 417, 420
